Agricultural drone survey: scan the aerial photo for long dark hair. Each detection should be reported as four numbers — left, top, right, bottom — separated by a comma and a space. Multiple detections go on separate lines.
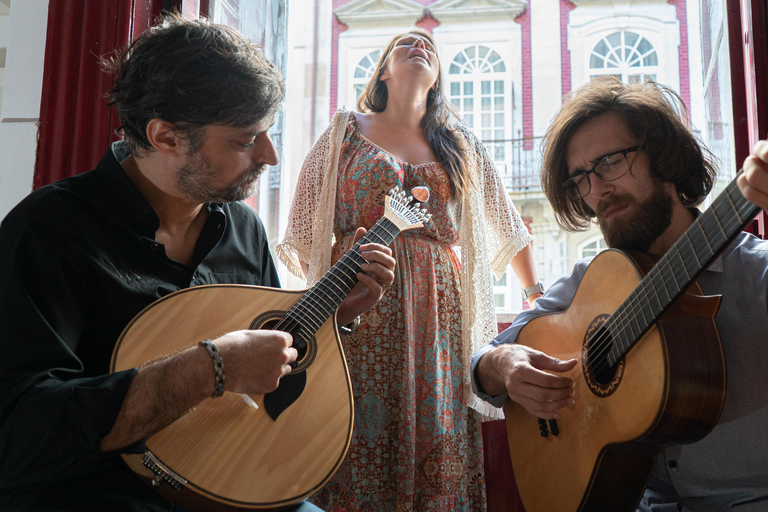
541, 76, 718, 231
103, 12, 285, 156
356, 29, 473, 201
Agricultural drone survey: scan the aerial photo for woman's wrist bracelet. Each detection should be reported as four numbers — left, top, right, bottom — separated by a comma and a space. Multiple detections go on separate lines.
199, 339, 225, 398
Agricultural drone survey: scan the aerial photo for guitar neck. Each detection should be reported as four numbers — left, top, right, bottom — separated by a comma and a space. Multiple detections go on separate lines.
607, 176, 759, 366
284, 217, 401, 344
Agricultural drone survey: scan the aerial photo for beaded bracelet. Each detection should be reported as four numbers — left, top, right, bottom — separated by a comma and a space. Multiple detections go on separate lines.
199, 339, 225, 398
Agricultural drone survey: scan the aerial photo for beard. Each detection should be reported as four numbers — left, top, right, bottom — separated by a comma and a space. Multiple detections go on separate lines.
177, 150, 265, 204
596, 178, 674, 253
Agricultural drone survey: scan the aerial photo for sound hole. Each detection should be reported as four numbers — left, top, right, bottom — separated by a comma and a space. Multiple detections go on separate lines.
581, 314, 625, 397
249, 311, 317, 373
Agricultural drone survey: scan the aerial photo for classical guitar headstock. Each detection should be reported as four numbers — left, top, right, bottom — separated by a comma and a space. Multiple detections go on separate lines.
383, 186, 432, 233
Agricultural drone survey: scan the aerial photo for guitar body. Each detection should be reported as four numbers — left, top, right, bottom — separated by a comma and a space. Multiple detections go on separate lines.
111, 284, 353, 511
504, 249, 727, 512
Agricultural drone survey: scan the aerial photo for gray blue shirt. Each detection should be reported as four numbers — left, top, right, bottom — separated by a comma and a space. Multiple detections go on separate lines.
472, 230, 768, 511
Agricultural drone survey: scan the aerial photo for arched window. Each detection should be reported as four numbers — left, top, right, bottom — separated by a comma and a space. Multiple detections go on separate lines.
353, 50, 380, 103
579, 236, 608, 259
589, 31, 658, 84
448, 46, 509, 162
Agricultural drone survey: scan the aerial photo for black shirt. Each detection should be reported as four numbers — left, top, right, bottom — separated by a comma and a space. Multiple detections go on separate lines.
0, 142, 280, 511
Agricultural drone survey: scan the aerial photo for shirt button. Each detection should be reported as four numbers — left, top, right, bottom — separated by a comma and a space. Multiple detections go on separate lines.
668, 460, 678, 469
150, 242, 159, 250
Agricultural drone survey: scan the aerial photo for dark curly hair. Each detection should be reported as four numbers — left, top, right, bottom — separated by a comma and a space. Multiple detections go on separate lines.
541, 76, 718, 231
103, 12, 285, 156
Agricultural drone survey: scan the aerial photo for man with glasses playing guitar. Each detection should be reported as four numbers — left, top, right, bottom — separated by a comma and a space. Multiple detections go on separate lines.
473, 76, 768, 512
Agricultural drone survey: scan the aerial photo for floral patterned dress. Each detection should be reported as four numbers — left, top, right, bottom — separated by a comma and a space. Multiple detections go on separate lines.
310, 113, 486, 512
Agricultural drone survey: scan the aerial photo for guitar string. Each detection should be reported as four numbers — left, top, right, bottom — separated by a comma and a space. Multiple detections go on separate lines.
270, 209, 424, 352
560, 181, 753, 382
585, 183, 752, 377
267, 187, 415, 342
581, 190, 749, 381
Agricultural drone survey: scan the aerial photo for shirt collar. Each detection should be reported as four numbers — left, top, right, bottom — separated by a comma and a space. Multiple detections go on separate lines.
94, 141, 226, 238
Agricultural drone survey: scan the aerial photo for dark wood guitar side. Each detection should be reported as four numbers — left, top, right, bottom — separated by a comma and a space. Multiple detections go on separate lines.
504, 175, 759, 512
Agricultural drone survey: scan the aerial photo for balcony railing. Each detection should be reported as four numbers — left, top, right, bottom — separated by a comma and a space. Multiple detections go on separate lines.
481, 137, 544, 193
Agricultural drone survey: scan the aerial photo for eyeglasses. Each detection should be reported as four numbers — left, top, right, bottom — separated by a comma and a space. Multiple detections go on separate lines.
561, 146, 639, 199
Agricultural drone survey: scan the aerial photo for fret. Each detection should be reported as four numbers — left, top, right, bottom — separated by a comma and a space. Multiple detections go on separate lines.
308, 286, 340, 314
279, 187, 432, 341
366, 229, 390, 246
375, 222, 399, 242
684, 231, 702, 268
710, 209, 728, 240
614, 316, 631, 354
723, 186, 745, 224
656, 256, 675, 303
673, 244, 691, 281
312, 281, 343, 305
691, 221, 715, 261
604, 174, 761, 365
646, 270, 667, 312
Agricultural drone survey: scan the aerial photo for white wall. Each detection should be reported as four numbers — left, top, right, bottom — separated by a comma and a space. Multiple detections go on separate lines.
0, 0, 48, 221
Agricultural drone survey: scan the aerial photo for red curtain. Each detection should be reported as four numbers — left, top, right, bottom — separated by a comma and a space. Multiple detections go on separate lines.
34, 0, 170, 188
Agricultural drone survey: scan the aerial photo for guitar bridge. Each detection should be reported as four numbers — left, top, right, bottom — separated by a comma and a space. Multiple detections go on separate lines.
537, 418, 559, 437
142, 450, 187, 490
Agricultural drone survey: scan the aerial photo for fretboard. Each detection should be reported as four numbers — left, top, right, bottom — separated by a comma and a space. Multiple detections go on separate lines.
284, 217, 401, 347
605, 176, 759, 367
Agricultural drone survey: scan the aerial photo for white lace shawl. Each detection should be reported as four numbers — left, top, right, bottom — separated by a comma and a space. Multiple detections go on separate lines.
276, 110, 533, 419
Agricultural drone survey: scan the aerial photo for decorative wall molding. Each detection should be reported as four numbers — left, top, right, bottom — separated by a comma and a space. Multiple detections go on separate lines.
429, 0, 527, 23
334, 0, 425, 28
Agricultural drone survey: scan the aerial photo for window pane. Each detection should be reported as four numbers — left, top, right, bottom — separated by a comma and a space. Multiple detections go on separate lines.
482, 96, 491, 109
464, 82, 474, 95
482, 113, 491, 126
451, 82, 460, 95
637, 39, 653, 54
481, 81, 491, 94
449, 63, 460, 74
493, 62, 505, 72
495, 113, 504, 126
644, 52, 658, 66
494, 295, 505, 308
494, 80, 504, 93
607, 32, 621, 47
466, 46, 475, 59
495, 96, 504, 109
594, 40, 609, 56
464, 98, 474, 110
465, 114, 473, 128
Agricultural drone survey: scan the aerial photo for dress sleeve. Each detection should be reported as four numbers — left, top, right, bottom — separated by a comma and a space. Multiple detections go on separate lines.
0, 214, 136, 486
275, 120, 335, 279
464, 126, 534, 278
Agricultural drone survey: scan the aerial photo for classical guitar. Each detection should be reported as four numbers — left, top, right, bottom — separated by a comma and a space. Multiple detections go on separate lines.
504, 174, 759, 512
110, 187, 431, 511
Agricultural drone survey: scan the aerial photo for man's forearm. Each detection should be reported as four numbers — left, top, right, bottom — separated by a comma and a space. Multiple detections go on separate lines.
100, 344, 212, 452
